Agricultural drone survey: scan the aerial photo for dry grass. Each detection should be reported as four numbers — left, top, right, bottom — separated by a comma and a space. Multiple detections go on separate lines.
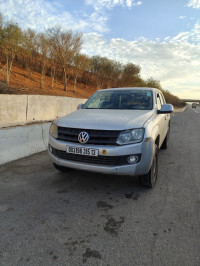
0, 62, 95, 99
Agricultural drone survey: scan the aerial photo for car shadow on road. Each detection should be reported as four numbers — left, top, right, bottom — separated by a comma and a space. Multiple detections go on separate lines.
50, 165, 149, 202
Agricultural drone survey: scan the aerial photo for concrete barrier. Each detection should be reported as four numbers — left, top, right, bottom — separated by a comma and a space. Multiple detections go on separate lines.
0, 123, 51, 166
0, 95, 28, 128
0, 94, 87, 165
173, 106, 187, 113
0, 95, 87, 128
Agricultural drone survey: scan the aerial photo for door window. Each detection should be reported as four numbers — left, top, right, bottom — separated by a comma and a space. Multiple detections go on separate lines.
157, 94, 162, 110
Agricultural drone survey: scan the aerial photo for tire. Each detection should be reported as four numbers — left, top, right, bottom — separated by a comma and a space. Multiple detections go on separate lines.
53, 163, 68, 172
161, 123, 170, 150
161, 132, 168, 149
139, 145, 159, 188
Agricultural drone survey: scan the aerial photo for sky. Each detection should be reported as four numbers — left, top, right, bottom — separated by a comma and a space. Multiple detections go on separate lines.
0, 0, 200, 99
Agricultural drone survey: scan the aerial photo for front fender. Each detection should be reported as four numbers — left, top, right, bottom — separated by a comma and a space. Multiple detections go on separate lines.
135, 138, 155, 175
151, 124, 160, 145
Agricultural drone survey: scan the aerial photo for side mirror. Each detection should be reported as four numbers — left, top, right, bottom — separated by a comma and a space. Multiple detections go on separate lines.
77, 103, 84, 110
158, 104, 173, 114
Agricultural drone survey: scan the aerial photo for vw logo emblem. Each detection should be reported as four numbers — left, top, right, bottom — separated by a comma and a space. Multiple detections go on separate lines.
78, 132, 89, 144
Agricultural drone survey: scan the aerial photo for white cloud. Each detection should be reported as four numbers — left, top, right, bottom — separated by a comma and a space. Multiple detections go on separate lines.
171, 20, 200, 44
85, 0, 142, 10
0, 0, 142, 34
171, 32, 190, 42
187, 0, 200, 8
0, 0, 109, 33
82, 32, 200, 99
133, 1, 142, 6
83, 0, 142, 33
179, 16, 186, 19
0, 0, 73, 31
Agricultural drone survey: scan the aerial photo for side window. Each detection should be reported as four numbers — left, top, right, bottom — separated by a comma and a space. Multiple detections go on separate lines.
160, 93, 166, 104
159, 93, 164, 105
157, 94, 162, 110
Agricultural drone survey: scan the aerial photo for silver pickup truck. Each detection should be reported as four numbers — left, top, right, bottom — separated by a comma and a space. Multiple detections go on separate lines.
48, 87, 173, 188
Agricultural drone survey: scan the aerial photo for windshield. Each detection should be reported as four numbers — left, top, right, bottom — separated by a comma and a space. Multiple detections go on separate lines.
83, 89, 153, 110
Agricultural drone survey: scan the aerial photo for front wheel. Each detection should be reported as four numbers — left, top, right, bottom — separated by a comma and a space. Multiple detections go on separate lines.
161, 123, 170, 149
139, 145, 159, 188
53, 163, 68, 172
161, 131, 168, 149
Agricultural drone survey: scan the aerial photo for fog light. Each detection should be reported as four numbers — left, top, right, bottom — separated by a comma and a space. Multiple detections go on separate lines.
128, 155, 138, 164
49, 145, 52, 153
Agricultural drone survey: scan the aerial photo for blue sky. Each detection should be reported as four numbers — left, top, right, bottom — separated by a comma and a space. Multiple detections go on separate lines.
0, 0, 200, 99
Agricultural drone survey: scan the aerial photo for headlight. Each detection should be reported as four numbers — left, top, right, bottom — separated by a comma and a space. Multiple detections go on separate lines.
116, 128, 144, 145
49, 123, 58, 139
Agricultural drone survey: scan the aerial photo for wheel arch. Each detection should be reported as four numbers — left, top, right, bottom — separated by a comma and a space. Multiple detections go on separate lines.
155, 135, 160, 147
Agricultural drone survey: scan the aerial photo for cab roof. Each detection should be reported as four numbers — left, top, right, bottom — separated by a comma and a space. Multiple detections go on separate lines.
98, 87, 159, 92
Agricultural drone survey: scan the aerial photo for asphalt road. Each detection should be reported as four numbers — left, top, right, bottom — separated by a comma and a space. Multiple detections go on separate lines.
0, 106, 200, 266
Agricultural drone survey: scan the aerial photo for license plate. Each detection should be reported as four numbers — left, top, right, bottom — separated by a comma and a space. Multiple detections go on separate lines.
66, 146, 99, 157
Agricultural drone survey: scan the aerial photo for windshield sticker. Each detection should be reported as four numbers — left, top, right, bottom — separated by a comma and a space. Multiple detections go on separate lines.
147, 92, 151, 97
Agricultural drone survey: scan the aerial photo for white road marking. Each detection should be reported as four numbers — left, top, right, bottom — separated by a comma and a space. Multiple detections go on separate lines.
192, 108, 200, 114
189, 105, 200, 113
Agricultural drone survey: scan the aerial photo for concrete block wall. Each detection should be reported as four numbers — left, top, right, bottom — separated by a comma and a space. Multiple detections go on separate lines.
0, 95, 28, 128
0, 94, 87, 165
0, 123, 50, 165
0, 95, 87, 128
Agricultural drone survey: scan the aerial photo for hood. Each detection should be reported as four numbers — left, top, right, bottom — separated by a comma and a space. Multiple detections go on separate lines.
57, 109, 154, 130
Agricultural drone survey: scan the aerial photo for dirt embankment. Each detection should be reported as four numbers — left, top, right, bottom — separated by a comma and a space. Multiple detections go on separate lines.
0, 63, 95, 99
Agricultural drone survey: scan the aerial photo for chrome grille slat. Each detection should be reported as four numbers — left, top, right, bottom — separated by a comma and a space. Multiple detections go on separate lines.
57, 127, 120, 145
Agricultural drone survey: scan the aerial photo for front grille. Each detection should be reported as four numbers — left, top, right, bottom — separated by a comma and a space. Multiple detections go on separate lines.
52, 148, 131, 166
58, 127, 120, 145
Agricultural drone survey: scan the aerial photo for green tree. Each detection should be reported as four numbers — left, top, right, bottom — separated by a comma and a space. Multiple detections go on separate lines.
0, 22, 23, 84
90, 56, 118, 89
0, 13, 3, 27
108, 60, 122, 88
46, 35, 57, 90
90, 55, 102, 89
121, 63, 141, 86
72, 53, 91, 91
38, 33, 49, 89
48, 27, 82, 91
99, 57, 114, 89
145, 77, 162, 89
0, 13, 4, 67
22, 28, 38, 78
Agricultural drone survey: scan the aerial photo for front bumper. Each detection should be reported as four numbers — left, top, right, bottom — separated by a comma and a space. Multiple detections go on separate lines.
48, 135, 154, 176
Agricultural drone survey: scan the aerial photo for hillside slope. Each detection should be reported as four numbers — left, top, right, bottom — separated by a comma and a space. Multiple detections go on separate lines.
0, 62, 95, 99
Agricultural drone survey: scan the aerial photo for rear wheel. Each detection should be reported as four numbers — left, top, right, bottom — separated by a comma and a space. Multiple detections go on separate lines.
139, 145, 158, 188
